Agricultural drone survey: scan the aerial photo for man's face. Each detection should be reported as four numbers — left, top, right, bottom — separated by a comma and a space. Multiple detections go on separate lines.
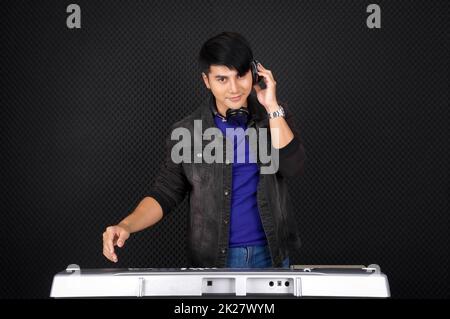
202, 65, 253, 112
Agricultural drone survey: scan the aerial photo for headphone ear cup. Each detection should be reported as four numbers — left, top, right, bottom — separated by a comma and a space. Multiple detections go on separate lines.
251, 60, 258, 85
226, 107, 250, 126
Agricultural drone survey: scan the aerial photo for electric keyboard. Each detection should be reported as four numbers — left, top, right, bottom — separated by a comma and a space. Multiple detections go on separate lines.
50, 264, 390, 298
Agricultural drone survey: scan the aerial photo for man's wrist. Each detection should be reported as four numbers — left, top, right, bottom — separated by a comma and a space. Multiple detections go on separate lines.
266, 103, 280, 113
267, 105, 285, 119
118, 221, 131, 233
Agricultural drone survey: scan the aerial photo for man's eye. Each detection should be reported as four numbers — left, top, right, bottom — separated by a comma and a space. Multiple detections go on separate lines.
218, 78, 226, 82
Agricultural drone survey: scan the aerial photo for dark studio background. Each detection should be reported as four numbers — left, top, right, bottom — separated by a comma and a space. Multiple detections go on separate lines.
1, 0, 448, 299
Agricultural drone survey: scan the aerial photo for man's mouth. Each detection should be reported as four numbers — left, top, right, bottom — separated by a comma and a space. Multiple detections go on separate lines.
228, 95, 242, 102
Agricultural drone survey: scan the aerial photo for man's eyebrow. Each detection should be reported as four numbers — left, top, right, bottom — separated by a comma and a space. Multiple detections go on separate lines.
214, 74, 239, 79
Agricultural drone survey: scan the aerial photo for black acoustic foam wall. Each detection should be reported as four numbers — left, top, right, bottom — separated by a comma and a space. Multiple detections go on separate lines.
1, 0, 448, 298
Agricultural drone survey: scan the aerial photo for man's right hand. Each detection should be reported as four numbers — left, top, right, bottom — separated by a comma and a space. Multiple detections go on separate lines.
102, 224, 130, 263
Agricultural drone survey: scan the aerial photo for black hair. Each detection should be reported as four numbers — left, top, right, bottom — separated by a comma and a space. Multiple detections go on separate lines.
198, 32, 254, 77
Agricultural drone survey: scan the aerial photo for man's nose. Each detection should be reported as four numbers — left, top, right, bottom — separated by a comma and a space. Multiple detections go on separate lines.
228, 78, 238, 93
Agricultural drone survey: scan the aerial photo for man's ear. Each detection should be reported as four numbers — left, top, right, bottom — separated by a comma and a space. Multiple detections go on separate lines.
202, 72, 211, 90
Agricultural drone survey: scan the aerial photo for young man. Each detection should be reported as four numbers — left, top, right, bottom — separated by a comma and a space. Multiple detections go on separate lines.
102, 32, 305, 268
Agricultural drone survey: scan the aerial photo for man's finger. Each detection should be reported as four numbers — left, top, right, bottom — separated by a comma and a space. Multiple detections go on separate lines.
105, 233, 115, 254
253, 84, 262, 94
103, 238, 113, 256
107, 227, 119, 253
117, 232, 129, 248
103, 232, 113, 255
109, 237, 116, 254
103, 248, 116, 262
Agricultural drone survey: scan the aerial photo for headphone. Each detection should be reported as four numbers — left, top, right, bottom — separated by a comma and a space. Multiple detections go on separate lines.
225, 59, 262, 126
250, 59, 262, 85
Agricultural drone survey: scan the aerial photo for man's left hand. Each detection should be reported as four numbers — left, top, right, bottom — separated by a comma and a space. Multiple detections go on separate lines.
253, 62, 280, 113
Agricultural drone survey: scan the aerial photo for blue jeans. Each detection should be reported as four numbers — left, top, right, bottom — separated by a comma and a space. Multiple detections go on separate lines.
226, 244, 290, 268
